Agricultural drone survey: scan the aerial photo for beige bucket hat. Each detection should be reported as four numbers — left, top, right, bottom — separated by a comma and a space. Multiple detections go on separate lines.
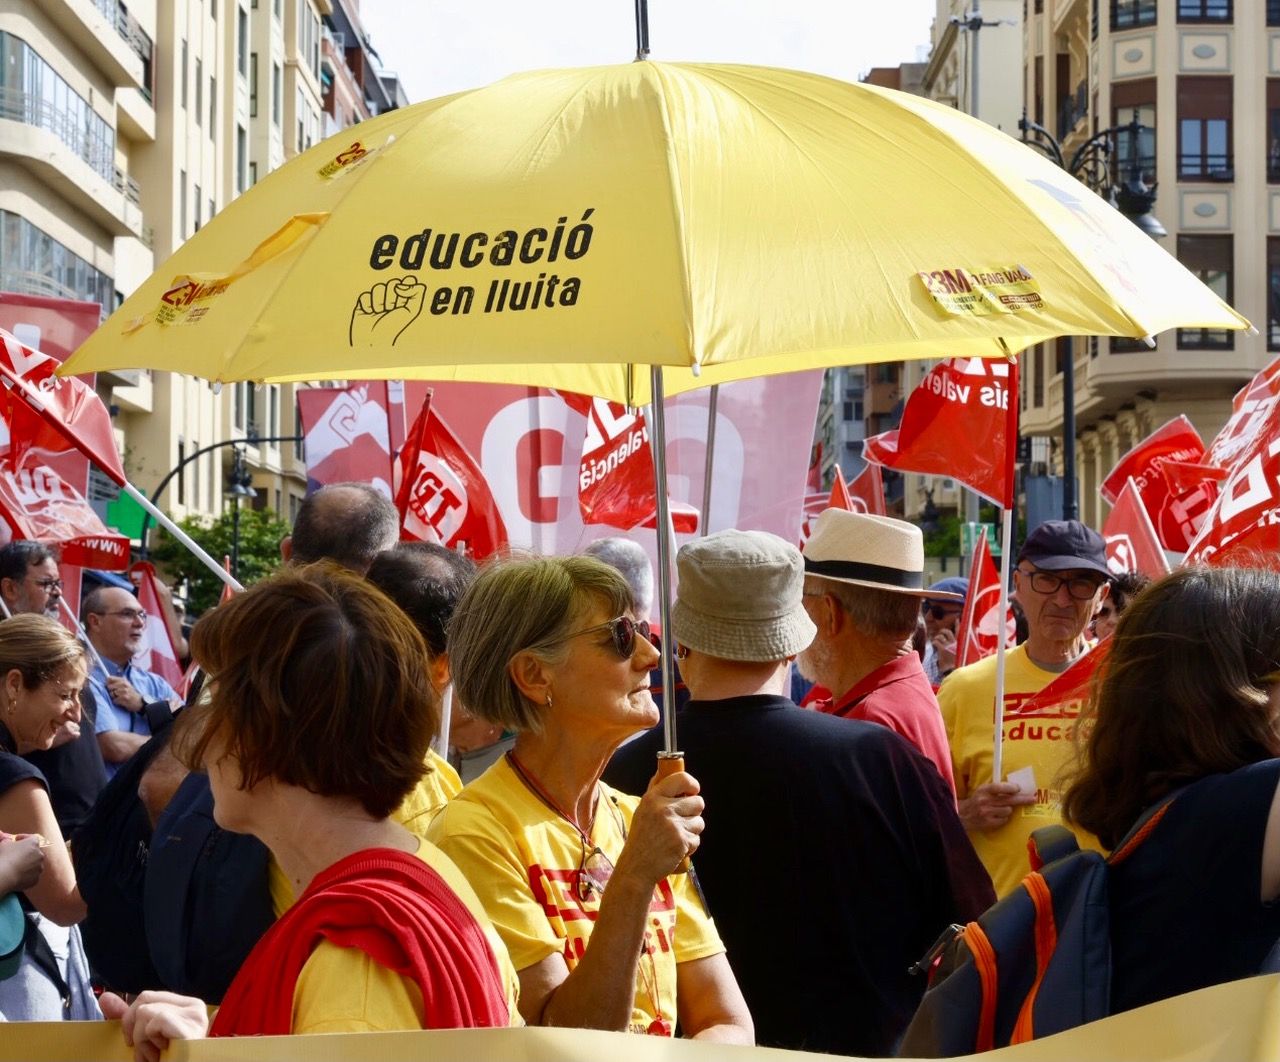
802, 509, 963, 599
671, 530, 817, 662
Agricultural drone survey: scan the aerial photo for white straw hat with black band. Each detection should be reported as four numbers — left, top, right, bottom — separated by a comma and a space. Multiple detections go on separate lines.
802, 510, 964, 599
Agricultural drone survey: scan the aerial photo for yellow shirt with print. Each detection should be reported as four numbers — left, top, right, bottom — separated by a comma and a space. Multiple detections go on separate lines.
426, 755, 725, 1036
938, 644, 1101, 898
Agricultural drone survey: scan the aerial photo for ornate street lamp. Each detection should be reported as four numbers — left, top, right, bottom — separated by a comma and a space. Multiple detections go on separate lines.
1018, 108, 1166, 520
224, 446, 258, 580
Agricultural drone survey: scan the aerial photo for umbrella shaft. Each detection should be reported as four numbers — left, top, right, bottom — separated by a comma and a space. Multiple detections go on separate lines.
649, 365, 678, 754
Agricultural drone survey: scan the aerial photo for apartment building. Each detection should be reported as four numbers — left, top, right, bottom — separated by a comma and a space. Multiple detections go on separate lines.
1022, 0, 1271, 527
0, 0, 405, 538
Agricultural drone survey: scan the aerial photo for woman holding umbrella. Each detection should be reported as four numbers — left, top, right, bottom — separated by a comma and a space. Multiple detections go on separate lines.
428, 554, 753, 1042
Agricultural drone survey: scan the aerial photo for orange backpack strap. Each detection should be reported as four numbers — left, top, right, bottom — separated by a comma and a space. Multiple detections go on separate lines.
964, 922, 1000, 1053
1010, 872, 1058, 1044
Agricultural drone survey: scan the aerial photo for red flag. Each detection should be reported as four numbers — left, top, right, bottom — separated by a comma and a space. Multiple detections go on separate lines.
828, 473, 854, 511
396, 393, 509, 558
806, 442, 823, 493
955, 531, 1016, 668
1185, 396, 1280, 568
863, 357, 1014, 507
1016, 641, 1107, 718
0, 458, 129, 570
1101, 416, 1209, 552
849, 463, 887, 516
298, 382, 395, 497
130, 562, 187, 696
562, 393, 697, 534
0, 292, 100, 385
1205, 356, 1280, 472
0, 329, 125, 484
1102, 478, 1171, 578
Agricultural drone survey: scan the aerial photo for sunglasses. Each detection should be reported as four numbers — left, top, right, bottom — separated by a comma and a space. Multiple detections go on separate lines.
923, 604, 961, 620
545, 616, 653, 659
575, 843, 616, 902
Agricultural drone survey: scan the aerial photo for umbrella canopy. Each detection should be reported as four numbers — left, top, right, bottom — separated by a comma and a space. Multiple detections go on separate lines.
62, 62, 1246, 402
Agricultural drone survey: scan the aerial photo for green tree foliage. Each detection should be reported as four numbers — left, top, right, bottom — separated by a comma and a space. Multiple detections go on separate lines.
150, 507, 291, 616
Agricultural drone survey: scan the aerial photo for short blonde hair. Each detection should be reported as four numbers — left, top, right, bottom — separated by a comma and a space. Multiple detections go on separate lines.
448, 555, 633, 732
0, 615, 86, 688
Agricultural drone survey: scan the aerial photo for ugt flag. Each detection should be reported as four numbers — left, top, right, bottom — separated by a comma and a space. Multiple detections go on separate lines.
955, 530, 1016, 669
1102, 478, 1170, 578
863, 357, 1014, 507
298, 382, 394, 497
396, 393, 509, 559
1100, 416, 1209, 553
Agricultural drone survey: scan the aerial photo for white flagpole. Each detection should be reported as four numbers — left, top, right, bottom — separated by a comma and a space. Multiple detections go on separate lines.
435, 685, 453, 757
991, 495, 1015, 782
124, 483, 243, 593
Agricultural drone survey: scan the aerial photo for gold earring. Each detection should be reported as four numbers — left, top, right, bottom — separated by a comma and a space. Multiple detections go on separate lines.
545, 694, 553, 709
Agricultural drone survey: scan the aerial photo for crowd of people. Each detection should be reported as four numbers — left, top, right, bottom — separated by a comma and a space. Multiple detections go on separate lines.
0, 482, 1273, 1058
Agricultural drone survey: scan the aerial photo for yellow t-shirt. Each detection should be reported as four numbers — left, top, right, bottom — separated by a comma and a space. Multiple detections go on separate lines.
938, 644, 1101, 897
288, 843, 522, 1034
426, 755, 724, 1035
269, 748, 462, 915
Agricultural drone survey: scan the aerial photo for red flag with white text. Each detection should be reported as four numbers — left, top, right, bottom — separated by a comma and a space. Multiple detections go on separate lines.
396, 394, 509, 558
1205, 356, 1280, 472
130, 562, 187, 696
1102, 478, 1171, 578
1101, 416, 1209, 553
955, 531, 1016, 668
862, 358, 1014, 507
297, 382, 395, 497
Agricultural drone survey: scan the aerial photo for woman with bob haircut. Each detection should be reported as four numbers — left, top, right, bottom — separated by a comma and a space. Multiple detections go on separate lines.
0, 614, 98, 1020
427, 554, 753, 1043
1063, 565, 1280, 1013
102, 564, 518, 1057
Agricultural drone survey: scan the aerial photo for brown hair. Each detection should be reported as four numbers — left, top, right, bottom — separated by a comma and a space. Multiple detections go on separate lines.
1063, 566, 1280, 849
0, 615, 85, 688
175, 562, 438, 818
447, 554, 633, 732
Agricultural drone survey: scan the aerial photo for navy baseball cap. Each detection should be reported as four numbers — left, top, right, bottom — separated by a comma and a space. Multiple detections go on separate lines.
1016, 520, 1109, 577
925, 577, 969, 603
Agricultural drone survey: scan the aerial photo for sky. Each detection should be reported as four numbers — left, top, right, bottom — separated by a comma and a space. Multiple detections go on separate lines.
356, 1, 937, 104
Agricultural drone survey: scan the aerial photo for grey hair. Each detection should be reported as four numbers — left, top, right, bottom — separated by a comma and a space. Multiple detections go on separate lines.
814, 579, 921, 641
583, 537, 653, 620
291, 482, 399, 572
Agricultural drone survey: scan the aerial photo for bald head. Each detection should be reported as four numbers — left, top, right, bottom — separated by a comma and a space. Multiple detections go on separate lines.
285, 483, 398, 573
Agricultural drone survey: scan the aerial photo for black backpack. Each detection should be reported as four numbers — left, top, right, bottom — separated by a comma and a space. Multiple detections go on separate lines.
898, 796, 1177, 1057
144, 771, 275, 1002
71, 724, 173, 994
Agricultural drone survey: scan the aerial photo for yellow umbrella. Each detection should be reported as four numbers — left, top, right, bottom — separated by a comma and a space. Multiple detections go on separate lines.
62, 62, 1247, 402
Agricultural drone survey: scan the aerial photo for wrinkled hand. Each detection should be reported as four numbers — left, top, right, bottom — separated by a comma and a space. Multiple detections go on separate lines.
959, 782, 1036, 833
106, 677, 145, 714
0, 835, 45, 894
349, 277, 426, 346
615, 771, 705, 887
49, 720, 80, 749
100, 990, 209, 1062
932, 628, 958, 673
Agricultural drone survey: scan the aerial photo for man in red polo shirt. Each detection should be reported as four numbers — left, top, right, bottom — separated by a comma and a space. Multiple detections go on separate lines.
798, 509, 959, 790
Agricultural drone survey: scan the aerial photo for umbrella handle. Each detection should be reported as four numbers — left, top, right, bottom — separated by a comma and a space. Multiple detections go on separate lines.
656, 751, 691, 874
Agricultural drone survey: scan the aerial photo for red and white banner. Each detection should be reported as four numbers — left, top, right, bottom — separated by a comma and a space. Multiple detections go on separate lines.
1101, 416, 1209, 553
1016, 640, 1108, 718
0, 457, 128, 570
955, 531, 1016, 669
1205, 356, 1280, 473
396, 393, 509, 559
1102, 478, 1170, 578
130, 562, 187, 696
1184, 394, 1280, 568
863, 357, 1013, 507
298, 382, 395, 497
0, 292, 100, 382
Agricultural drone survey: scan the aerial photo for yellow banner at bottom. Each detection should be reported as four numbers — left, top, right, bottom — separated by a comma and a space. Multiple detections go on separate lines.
3, 974, 1279, 1062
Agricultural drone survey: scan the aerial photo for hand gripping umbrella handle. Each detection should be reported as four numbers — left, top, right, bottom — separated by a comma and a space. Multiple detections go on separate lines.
656, 751, 691, 874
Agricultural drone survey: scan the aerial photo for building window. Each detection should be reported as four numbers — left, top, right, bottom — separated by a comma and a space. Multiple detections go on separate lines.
249, 161, 258, 185
193, 184, 201, 231
179, 169, 187, 236
274, 0, 282, 17
0, 211, 114, 311
237, 7, 249, 78
1112, 0, 1156, 28
249, 52, 258, 116
1178, 76, 1232, 180
195, 58, 202, 124
181, 38, 188, 107
1177, 235, 1234, 349
1269, 238, 1280, 351
236, 124, 248, 194
1269, 80, 1280, 182
1033, 345, 1044, 407
1270, 0, 1280, 24
1112, 79, 1156, 184
1177, 0, 1230, 19
209, 197, 215, 222
272, 63, 282, 126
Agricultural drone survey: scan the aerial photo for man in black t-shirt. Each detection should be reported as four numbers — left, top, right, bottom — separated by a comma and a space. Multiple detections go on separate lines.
0, 542, 108, 835
606, 530, 994, 1057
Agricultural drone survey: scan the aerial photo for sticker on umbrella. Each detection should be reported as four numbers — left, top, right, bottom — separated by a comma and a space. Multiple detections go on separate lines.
917, 265, 1044, 317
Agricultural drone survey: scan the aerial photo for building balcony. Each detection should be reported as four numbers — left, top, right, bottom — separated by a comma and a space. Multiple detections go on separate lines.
0, 89, 143, 238
41, 0, 148, 91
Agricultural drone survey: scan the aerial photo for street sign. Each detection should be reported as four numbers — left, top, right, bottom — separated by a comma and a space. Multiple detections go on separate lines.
961, 521, 1000, 558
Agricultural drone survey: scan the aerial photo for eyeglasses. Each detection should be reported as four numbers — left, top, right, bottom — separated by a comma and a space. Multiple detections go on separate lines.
31, 578, 62, 592
575, 843, 616, 902
1020, 569, 1104, 601
100, 608, 148, 622
543, 616, 653, 659
923, 604, 961, 620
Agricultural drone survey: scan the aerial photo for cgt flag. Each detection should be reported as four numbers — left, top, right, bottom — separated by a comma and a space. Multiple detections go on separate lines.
396, 392, 509, 559
863, 357, 1013, 507
955, 530, 1016, 669
1103, 478, 1171, 578
1101, 415, 1209, 553
130, 562, 188, 697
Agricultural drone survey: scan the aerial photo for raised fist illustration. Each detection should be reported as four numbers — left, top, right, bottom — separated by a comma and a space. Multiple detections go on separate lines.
349, 277, 425, 346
